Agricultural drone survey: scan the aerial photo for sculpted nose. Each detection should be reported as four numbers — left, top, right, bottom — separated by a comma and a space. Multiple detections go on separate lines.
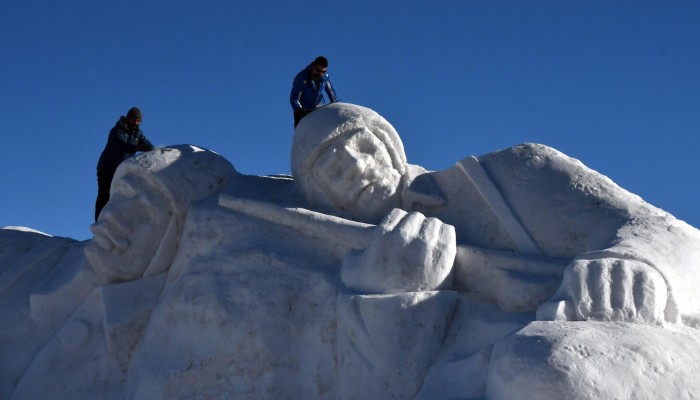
357, 154, 380, 177
344, 146, 371, 167
341, 148, 371, 178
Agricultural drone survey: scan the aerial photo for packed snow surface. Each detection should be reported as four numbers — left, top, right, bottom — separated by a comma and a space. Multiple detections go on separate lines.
2, 104, 700, 399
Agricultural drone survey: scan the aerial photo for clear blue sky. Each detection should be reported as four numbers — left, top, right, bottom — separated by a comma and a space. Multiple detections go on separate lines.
1, 1, 699, 241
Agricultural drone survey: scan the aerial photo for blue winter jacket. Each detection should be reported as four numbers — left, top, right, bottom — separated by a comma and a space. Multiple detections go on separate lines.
97, 116, 154, 175
290, 65, 338, 111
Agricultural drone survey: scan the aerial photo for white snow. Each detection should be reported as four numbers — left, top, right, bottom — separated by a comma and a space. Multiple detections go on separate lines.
2, 103, 700, 399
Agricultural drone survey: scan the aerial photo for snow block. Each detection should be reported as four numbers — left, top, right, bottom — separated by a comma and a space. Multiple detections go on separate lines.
488, 321, 700, 400
102, 272, 166, 370
0, 234, 74, 295
12, 288, 124, 400
417, 345, 493, 400
30, 241, 94, 330
336, 290, 458, 400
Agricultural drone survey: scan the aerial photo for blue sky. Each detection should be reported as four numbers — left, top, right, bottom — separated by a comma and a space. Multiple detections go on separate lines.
1, 1, 699, 241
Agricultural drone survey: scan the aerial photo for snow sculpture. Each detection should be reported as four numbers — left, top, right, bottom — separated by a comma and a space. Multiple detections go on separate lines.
86, 145, 238, 282
1, 145, 236, 398
2, 104, 700, 399
128, 177, 459, 398
292, 103, 700, 326
290, 102, 700, 399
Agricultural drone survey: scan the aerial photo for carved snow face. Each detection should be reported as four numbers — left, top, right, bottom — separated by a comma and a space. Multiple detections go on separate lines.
85, 173, 172, 282
311, 128, 402, 221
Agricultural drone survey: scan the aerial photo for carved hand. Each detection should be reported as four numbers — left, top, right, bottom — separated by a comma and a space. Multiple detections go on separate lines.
537, 257, 668, 324
341, 208, 456, 294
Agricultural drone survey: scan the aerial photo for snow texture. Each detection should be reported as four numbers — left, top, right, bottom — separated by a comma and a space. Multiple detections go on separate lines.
2, 103, 700, 399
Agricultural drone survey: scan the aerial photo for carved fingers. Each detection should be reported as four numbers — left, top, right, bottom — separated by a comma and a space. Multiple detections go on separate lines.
538, 257, 668, 324
341, 209, 456, 294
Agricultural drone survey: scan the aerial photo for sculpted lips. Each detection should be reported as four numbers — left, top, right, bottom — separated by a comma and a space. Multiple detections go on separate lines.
89, 220, 129, 251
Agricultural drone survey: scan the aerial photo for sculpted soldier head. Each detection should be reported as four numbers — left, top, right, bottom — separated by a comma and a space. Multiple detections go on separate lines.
292, 103, 408, 223
85, 144, 237, 283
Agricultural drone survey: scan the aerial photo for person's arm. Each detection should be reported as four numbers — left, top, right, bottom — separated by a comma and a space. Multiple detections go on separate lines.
290, 71, 306, 110
106, 126, 135, 154
324, 74, 338, 103
136, 131, 154, 152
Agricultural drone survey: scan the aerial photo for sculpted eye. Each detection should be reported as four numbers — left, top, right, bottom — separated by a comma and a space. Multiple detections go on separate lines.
113, 178, 138, 198
314, 146, 343, 178
138, 192, 166, 213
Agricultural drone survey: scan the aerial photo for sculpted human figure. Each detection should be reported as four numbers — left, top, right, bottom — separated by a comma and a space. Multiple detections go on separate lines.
292, 102, 700, 324
2, 145, 236, 399
4, 140, 445, 399
291, 102, 700, 398
86, 144, 237, 283
126, 168, 457, 399
3, 104, 700, 399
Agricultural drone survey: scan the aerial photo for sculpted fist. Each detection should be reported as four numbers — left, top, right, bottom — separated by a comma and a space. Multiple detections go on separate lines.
341, 208, 456, 294
537, 257, 668, 324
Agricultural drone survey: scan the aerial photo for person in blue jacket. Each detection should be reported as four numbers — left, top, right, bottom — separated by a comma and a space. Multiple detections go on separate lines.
290, 56, 338, 127
95, 107, 154, 221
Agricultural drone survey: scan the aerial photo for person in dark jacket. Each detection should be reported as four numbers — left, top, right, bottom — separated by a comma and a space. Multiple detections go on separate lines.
290, 56, 338, 127
95, 107, 154, 221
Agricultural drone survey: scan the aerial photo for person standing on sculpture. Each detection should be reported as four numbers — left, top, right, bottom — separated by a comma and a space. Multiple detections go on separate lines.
290, 56, 338, 127
95, 107, 154, 221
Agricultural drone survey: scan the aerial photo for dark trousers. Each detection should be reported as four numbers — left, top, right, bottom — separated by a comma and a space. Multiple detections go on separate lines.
95, 171, 113, 221
294, 108, 311, 127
